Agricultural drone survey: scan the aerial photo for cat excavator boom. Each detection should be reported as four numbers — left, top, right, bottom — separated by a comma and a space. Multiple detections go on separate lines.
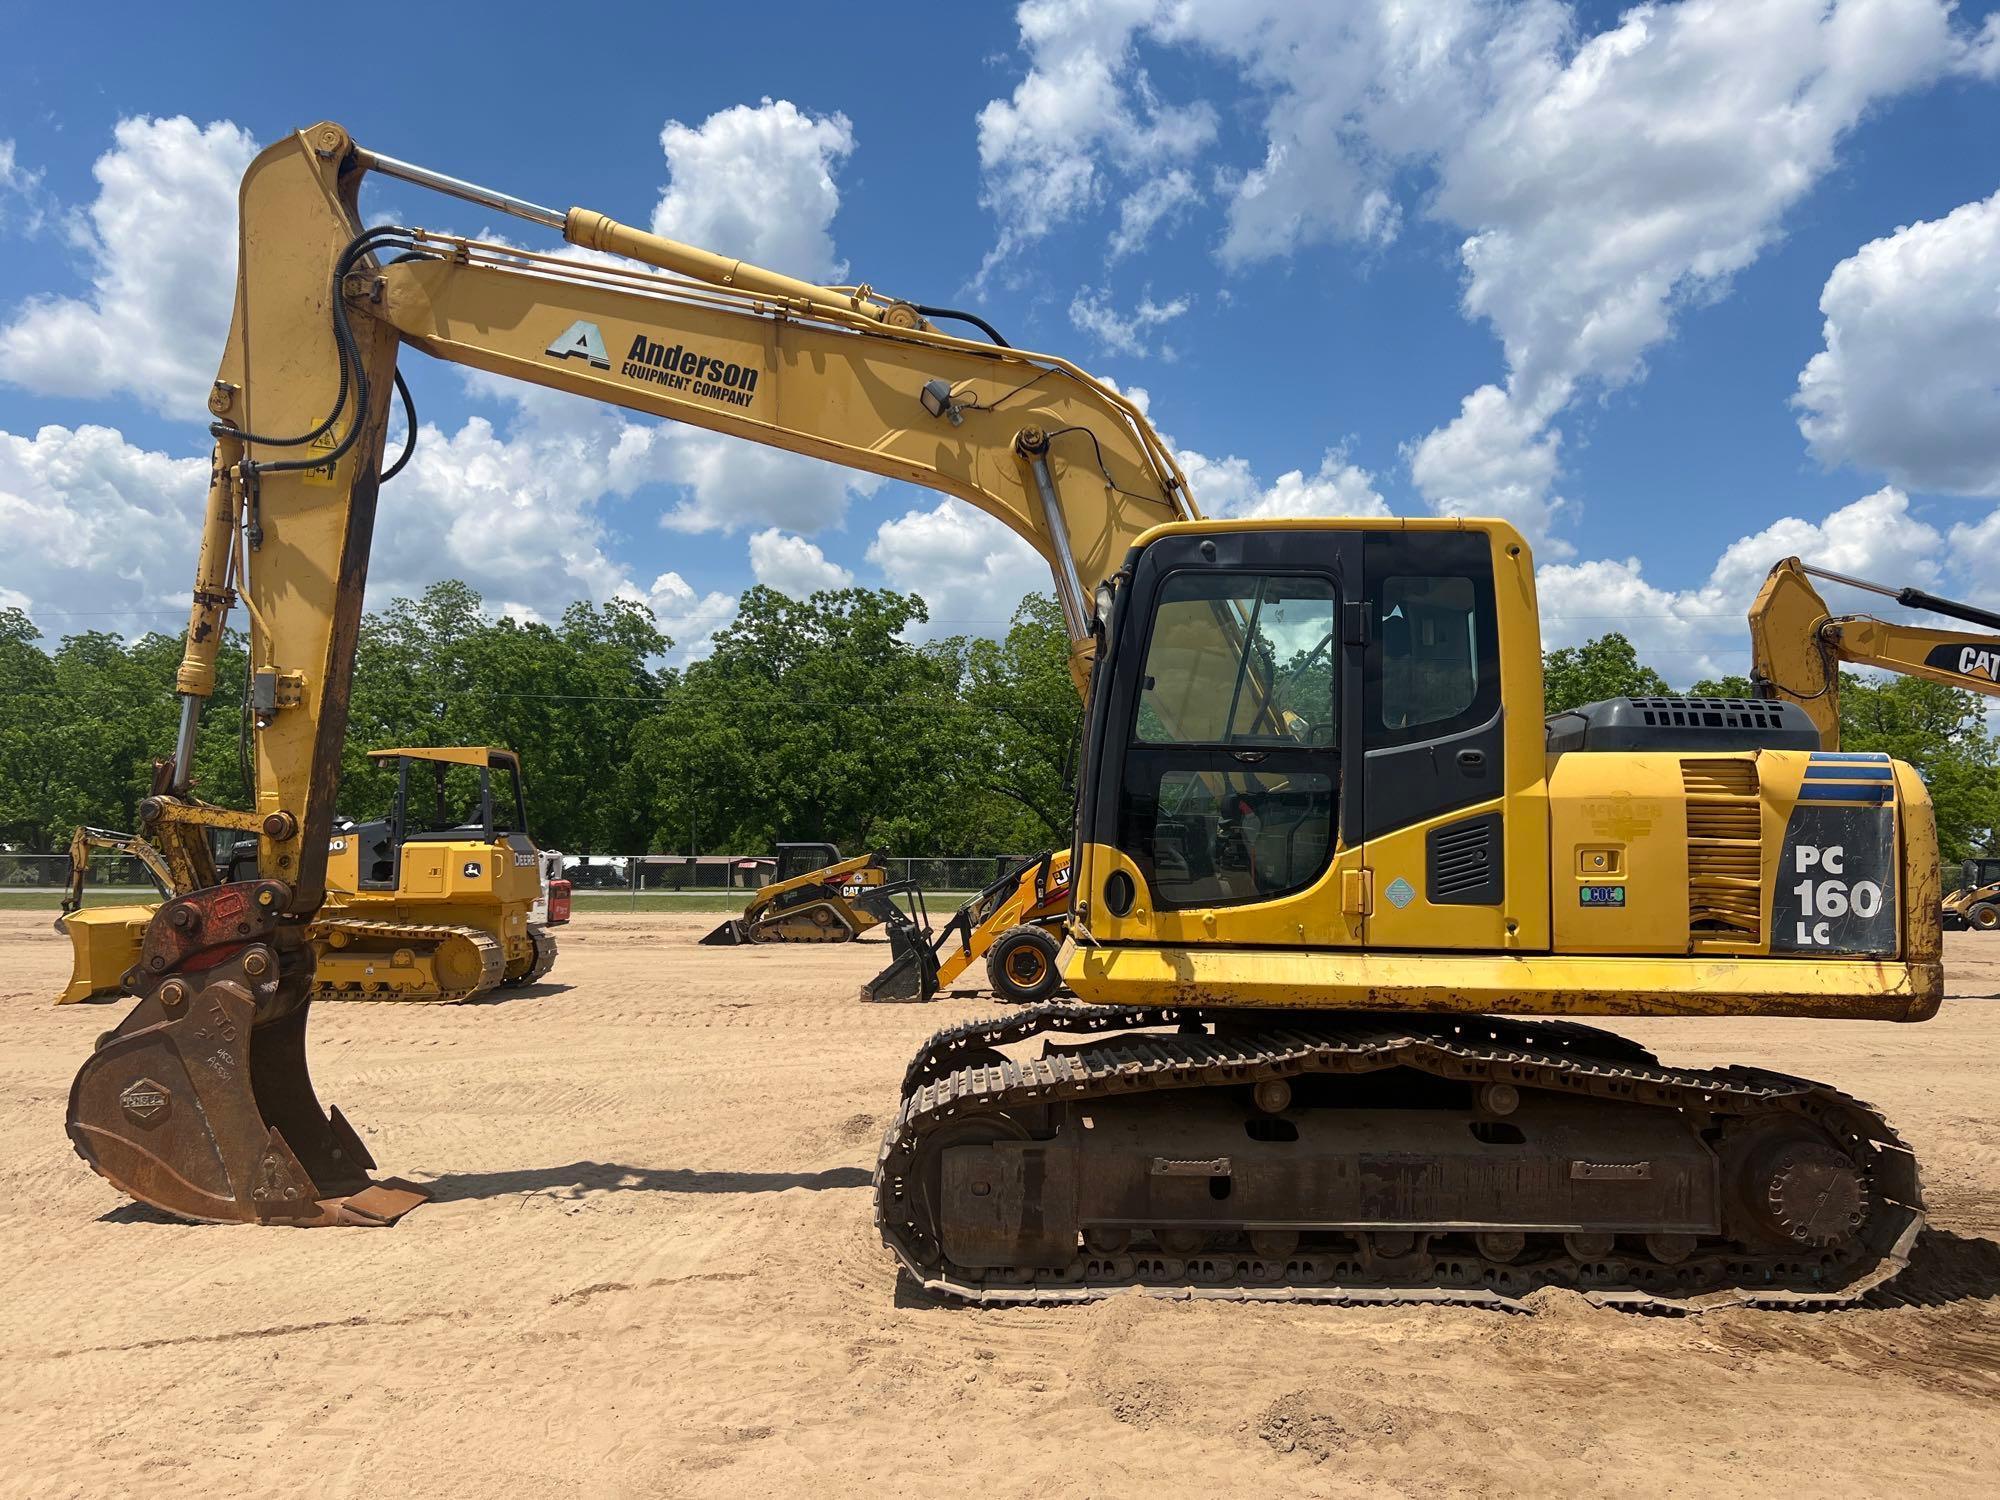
1750, 556, 2000, 747
68, 125, 1940, 1312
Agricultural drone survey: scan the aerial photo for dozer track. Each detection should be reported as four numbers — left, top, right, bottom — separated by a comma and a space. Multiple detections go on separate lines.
309, 918, 506, 1004
874, 1005, 1923, 1312
504, 924, 559, 987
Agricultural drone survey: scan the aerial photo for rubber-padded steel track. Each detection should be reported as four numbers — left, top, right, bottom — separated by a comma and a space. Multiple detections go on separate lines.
873, 1005, 1924, 1312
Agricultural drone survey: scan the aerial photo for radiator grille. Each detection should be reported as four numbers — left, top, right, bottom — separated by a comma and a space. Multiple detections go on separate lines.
1683, 758, 1762, 942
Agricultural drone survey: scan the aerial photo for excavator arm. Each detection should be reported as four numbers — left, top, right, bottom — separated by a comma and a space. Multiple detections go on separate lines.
67, 122, 1195, 1225
1749, 556, 2000, 749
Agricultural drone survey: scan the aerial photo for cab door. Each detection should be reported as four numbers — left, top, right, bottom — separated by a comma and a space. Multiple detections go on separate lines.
1357, 529, 1510, 948
1080, 527, 1366, 950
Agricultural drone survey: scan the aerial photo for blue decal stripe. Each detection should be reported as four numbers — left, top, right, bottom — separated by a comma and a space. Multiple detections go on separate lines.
1803, 764, 1893, 780
1797, 783, 1892, 803
1809, 752, 1890, 762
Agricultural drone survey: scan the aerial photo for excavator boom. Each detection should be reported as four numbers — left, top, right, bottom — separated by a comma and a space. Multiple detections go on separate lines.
1750, 556, 2000, 747
65, 123, 1194, 1227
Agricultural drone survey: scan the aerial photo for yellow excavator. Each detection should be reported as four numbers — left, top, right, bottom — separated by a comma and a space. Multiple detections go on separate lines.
1750, 556, 2000, 932
65, 124, 1941, 1305
700, 842, 912, 944
57, 746, 557, 1004
862, 849, 1072, 1004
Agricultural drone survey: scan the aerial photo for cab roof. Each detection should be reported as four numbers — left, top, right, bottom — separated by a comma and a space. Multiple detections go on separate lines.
367, 746, 519, 769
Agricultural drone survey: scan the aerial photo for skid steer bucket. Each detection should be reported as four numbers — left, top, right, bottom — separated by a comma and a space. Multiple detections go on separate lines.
55, 903, 154, 1004
700, 917, 751, 944
64, 883, 427, 1226
858, 895, 940, 1004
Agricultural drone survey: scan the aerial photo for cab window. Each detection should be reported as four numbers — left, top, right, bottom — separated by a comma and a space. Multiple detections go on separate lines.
1380, 575, 1479, 731
1121, 570, 1338, 910
1135, 573, 1336, 748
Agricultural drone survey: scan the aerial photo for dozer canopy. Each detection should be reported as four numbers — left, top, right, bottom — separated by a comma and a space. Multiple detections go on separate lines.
367, 746, 520, 771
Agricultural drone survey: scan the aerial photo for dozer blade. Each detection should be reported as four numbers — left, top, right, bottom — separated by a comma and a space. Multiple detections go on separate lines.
54, 902, 154, 1004
64, 882, 428, 1227
700, 918, 752, 945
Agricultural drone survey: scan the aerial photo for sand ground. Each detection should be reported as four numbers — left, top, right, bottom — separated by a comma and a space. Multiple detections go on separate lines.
2, 910, 1997, 1499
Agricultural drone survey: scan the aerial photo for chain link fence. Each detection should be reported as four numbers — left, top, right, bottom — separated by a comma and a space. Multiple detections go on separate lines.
0, 851, 160, 896
1, 849, 1046, 907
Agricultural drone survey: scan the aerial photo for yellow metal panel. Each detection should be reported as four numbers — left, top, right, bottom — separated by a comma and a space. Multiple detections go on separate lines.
1064, 943, 1939, 1021
1547, 754, 1693, 954
1361, 798, 1520, 951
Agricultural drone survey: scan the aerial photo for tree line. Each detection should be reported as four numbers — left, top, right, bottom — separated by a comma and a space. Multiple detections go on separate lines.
3, 589, 1995, 864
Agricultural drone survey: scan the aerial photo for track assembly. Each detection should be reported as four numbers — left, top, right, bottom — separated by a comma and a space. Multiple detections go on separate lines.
874, 1006, 1924, 1312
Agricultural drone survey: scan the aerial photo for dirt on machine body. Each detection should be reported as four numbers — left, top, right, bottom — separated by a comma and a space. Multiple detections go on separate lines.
60, 125, 1943, 1309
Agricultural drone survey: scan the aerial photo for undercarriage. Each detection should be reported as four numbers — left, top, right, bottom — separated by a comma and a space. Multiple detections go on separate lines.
874, 1005, 1924, 1311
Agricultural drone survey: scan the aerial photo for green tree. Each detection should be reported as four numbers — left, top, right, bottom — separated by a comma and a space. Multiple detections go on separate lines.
1837, 673, 2000, 862
344, 581, 667, 851
1542, 632, 1670, 713
631, 586, 965, 854
931, 593, 1080, 849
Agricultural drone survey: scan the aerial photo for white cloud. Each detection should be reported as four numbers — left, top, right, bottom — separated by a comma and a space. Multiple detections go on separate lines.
866, 500, 1049, 635
1109, 169, 1199, 260
1180, 445, 1388, 521
1067, 286, 1190, 357
1958, 12, 2000, 77
0, 424, 209, 635
1405, 384, 1569, 555
976, 1, 1216, 275
1535, 485, 1944, 680
0, 117, 256, 417
0, 140, 44, 230
1795, 188, 2000, 496
748, 528, 854, 597
652, 98, 854, 281
979, 1, 1990, 553
623, 572, 737, 662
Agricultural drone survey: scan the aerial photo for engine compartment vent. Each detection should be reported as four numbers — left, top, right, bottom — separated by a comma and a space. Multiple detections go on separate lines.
1427, 812, 1503, 906
1547, 696, 1821, 754
1683, 759, 1762, 944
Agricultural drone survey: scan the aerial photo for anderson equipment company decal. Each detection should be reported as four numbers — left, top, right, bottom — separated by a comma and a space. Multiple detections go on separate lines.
1771, 752, 1897, 955
545, 320, 760, 409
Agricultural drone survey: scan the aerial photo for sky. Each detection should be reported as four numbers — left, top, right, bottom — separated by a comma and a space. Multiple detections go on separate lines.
1, 0, 1997, 684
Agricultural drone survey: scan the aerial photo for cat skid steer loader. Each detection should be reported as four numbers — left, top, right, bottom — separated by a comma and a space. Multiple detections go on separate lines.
699, 843, 921, 945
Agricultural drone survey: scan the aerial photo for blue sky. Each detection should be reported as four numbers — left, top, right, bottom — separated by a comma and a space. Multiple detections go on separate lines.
2, 1, 1997, 682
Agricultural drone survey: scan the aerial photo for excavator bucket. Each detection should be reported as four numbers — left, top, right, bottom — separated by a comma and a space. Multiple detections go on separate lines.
700, 918, 751, 945
54, 903, 154, 1004
64, 883, 428, 1226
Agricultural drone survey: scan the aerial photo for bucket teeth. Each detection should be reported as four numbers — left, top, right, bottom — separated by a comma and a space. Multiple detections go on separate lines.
64, 885, 428, 1228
